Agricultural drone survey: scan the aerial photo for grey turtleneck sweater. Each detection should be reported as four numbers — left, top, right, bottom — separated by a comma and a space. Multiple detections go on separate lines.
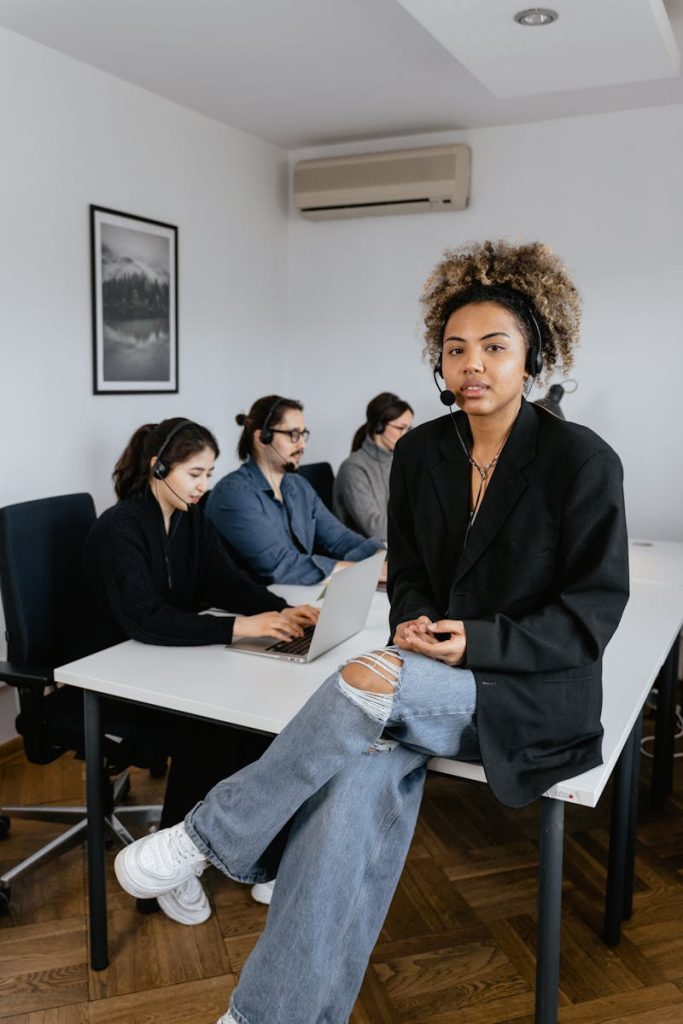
333, 436, 392, 542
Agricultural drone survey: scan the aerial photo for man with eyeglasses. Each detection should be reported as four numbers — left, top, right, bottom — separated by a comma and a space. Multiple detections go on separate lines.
206, 395, 384, 587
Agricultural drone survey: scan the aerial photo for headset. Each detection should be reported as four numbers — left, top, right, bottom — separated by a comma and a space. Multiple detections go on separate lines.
371, 394, 400, 435
260, 397, 284, 445
525, 310, 544, 378
433, 301, 544, 405
152, 419, 194, 479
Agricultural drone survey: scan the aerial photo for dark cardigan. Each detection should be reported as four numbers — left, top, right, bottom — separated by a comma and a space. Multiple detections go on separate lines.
388, 401, 630, 807
82, 488, 287, 649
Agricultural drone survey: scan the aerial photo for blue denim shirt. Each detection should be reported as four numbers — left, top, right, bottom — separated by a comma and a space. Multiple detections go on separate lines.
205, 459, 382, 584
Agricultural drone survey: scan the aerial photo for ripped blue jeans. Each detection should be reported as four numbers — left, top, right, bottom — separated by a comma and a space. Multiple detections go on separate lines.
186, 649, 479, 1024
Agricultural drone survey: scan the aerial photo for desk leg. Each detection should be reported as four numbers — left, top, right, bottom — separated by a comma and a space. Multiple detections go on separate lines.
603, 724, 635, 945
651, 638, 680, 809
536, 797, 565, 1024
84, 691, 108, 971
622, 711, 643, 921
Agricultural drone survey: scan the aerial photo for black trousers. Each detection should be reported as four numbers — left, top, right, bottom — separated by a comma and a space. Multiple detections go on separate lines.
99, 697, 272, 828
159, 719, 272, 828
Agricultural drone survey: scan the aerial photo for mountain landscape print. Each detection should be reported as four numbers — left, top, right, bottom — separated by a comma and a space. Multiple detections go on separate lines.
91, 207, 178, 393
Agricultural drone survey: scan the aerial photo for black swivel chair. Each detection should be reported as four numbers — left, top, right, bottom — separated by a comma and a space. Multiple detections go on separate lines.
0, 493, 162, 914
299, 462, 335, 512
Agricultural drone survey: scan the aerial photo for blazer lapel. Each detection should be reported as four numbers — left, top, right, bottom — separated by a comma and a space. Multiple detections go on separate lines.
429, 415, 473, 586
451, 400, 539, 586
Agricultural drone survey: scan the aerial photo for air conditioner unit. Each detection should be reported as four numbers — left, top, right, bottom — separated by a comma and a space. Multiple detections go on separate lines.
293, 144, 470, 220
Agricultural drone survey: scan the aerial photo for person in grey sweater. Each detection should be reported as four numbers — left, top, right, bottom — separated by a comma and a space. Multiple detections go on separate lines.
333, 392, 413, 543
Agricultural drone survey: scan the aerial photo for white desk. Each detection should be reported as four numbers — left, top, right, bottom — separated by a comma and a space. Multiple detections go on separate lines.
628, 539, 683, 805
630, 539, 683, 587
58, 584, 680, 811
56, 576, 683, 1024
57, 591, 391, 736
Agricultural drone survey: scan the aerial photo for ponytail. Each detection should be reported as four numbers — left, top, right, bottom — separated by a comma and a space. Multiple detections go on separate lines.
350, 423, 368, 453
113, 423, 157, 500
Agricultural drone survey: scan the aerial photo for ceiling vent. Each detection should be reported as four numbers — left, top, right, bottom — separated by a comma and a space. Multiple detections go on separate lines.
293, 144, 470, 220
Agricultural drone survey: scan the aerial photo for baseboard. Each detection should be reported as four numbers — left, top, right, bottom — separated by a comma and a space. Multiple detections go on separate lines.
0, 735, 24, 765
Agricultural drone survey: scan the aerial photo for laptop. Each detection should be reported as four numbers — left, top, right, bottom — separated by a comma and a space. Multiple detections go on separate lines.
229, 550, 385, 663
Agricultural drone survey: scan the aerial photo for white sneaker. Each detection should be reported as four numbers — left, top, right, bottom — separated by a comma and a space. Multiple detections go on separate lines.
157, 875, 212, 925
250, 879, 275, 905
114, 822, 207, 900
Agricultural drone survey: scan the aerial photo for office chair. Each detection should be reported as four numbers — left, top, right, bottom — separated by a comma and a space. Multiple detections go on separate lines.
0, 493, 162, 914
299, 462, 335, 512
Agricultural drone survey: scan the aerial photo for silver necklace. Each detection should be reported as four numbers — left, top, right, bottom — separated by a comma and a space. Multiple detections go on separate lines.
468, 432, 509, 525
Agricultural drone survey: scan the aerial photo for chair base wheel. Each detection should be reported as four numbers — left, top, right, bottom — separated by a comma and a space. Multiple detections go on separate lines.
149, 758, 168, 779
0, 815, 10, 839
0, 887, 10, 915
136, 897, 160, 915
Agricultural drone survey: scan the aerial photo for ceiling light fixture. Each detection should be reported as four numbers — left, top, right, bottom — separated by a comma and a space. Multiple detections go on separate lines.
514, 8, 558, 27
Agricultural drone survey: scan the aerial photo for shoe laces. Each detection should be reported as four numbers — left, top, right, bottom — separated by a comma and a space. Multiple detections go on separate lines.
162, 824, 205, 872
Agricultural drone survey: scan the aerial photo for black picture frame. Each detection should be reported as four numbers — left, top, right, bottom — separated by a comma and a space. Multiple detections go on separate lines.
90, 205, 178, 394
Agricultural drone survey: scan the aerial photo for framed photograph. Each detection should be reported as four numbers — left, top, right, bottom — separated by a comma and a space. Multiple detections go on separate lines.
90, 206, 178, 394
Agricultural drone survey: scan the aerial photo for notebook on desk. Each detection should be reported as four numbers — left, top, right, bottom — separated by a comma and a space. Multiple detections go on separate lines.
229, 550, 385, 663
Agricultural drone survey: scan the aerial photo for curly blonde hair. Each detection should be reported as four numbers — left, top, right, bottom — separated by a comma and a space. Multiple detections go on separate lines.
421, 240, 581, 379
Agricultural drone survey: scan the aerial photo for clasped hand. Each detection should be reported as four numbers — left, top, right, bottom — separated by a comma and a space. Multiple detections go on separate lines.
394, 615, 467, 666
232, 604, 319, 642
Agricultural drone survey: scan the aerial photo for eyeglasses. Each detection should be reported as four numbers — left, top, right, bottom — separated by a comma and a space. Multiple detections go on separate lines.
270, 428, 311, 443
386, 423, 411, 434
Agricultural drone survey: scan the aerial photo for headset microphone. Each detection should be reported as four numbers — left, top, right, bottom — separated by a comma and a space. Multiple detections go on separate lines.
160, 476, 195, 511
268, 442, 297, 474
433, 362, 456, 406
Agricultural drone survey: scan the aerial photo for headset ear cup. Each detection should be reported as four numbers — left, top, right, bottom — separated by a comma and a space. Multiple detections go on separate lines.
525, 312, 544, 377
260, 397, 284, 446
153, 419, 193, 481
525, 344, 544, 377
373, 422, 385, 435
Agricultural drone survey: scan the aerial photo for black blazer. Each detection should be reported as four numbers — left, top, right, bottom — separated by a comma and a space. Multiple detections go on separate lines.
387, 400, 629, 807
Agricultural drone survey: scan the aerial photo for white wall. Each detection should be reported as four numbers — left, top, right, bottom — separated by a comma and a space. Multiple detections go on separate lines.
0, 28, 290, 733
0, 27, 290, 515
287, 108, 683, 543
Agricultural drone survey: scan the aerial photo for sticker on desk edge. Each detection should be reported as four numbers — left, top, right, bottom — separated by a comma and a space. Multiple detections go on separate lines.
551, 786, 577, 802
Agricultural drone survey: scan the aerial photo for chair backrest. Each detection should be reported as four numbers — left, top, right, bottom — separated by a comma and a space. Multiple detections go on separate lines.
299, 462, 335, 512
0, 494, 97, 668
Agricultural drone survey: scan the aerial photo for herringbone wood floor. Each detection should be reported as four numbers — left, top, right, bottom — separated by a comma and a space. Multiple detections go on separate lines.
2, 722, 683, 1024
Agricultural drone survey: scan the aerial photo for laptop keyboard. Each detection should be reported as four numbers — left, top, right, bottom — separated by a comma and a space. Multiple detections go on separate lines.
265, 624, 316, 656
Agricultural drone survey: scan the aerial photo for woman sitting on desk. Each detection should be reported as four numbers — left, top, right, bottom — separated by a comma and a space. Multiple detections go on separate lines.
333, 391, 414, 543
115, 241, 630, 1024
83, 417, 317, 925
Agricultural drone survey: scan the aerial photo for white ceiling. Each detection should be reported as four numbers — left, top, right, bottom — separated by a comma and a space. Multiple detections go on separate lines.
1, 0, 683, 150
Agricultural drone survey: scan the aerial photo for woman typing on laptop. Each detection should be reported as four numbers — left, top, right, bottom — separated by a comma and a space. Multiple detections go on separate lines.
114, 242, 629, 1024
83, 417, 317, 923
